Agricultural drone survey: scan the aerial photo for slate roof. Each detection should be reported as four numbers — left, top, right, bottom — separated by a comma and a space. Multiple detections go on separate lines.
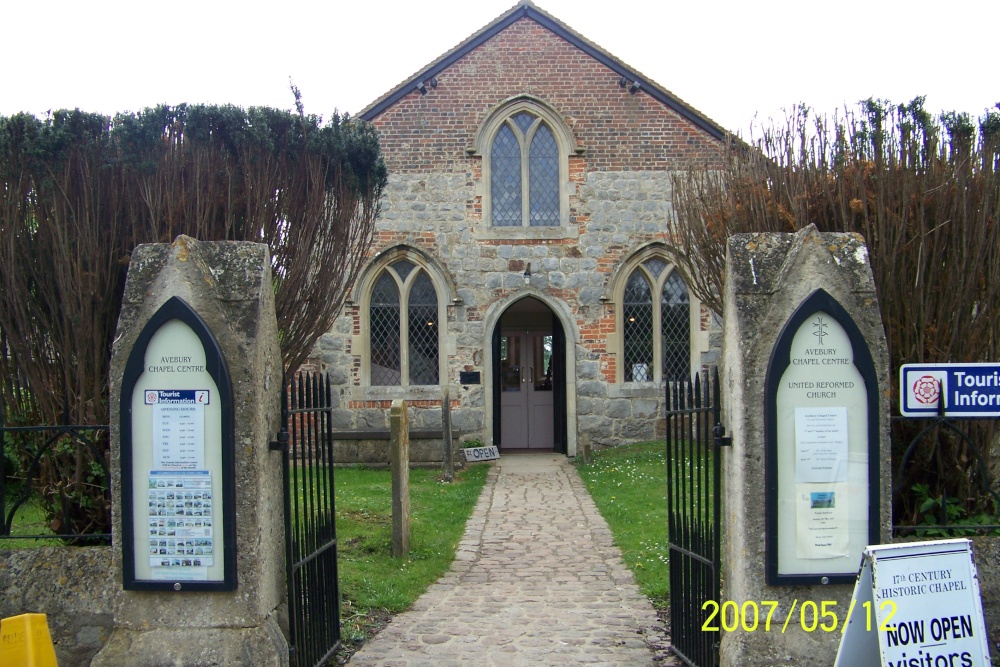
357, 0, 729, 141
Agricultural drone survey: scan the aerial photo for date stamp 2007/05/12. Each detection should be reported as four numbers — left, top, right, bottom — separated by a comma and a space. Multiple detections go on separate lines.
701, 599, 899, 634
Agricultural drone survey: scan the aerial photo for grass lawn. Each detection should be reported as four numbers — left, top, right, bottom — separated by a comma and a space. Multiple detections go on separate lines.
335, 463, 491, 648
0, 489, 63, 548
575, 440, 670, 607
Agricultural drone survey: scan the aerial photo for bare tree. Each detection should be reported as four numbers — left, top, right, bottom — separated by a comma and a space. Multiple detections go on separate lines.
670, 99, 1000, 526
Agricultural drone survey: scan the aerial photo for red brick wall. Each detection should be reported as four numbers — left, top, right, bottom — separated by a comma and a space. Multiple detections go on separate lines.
369, 18, 721, 174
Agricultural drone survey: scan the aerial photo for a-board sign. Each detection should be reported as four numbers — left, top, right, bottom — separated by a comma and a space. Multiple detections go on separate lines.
834, 539, 991, 667
900, 363, 1000, 418
462, 445, 500, 462
120, 297, 236, 591
0, 613, 58, 667
765, 290, 880, 585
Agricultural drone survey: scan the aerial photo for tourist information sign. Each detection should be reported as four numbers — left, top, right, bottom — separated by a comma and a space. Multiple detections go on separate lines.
900, 363, 1000, 418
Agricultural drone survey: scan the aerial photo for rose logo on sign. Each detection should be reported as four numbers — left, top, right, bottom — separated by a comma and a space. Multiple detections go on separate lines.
146, 391, 159, 404
912, 375, 941, 405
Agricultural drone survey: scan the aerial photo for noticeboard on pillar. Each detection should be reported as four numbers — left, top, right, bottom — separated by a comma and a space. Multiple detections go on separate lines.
120, 296, 237, 591
765, 289, 880, 585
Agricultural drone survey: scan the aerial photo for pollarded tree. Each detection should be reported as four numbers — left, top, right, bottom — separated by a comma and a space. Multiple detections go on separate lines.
669, 98, 1000, 528
0, 101, 387, 535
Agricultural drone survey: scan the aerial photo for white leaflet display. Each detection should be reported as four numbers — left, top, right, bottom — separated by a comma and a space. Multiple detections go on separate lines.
795, 406, 849, 483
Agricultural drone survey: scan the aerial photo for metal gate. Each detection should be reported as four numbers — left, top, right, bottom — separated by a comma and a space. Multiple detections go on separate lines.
274, 371, 340, 667
666, 369, 727, 667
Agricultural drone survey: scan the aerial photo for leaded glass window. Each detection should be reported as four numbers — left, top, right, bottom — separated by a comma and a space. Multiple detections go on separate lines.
368, 260, 440, 386
513, 112, 534, 134
393, 260, 415, 281
661, 272, 690, 382
623, 272, 653, 382
622, 261, 692, 383
529, 125, 559, 226
645, 257, 667, 280
370, 273, 401, 386
491, 125, 521, 227
489, 110, 562, 227
408, 272, 439, 386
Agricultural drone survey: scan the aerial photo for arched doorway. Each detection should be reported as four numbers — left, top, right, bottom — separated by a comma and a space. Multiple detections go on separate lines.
491, 297, 567, 452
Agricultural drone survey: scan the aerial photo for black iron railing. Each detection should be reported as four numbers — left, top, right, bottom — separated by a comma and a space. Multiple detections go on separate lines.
274, 371, 340, 667
892, 410, 1000, 537
667, 369, 724, 667
1, 399, 111, 543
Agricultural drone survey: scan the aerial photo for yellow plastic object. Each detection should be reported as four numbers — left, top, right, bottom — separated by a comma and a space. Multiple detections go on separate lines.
0, 613, 58, 667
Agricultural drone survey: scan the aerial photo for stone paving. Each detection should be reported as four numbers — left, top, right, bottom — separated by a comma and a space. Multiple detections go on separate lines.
347, 453, 678, 666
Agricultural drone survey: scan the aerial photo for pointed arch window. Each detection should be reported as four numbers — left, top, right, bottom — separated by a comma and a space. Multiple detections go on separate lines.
369, 260, 439, 386
490, 110, 561, 227
660, 271, 691, 382
622, 259, 691, 382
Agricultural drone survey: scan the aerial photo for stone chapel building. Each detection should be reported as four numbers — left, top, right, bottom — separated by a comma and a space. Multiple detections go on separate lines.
316, 1, 727, 458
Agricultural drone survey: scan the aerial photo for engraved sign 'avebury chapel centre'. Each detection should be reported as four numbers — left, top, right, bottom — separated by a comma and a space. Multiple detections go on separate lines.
766, 290, 881, 585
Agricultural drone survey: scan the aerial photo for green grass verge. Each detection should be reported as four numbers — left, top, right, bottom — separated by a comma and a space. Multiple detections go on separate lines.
575, 441, 669, 607
336, 463, 490, 644
1, 489, 63, 548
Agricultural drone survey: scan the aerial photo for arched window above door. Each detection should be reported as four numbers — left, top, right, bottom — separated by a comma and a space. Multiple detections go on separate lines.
491, 112, 560, 227
472, 97, 579, 230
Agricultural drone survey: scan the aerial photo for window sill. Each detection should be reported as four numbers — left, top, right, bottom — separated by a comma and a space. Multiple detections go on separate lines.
608, 383, 665, 399
472, 225, 578, 242
351, 385, 444, 401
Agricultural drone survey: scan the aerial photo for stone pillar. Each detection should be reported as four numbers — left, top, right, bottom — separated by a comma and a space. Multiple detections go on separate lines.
93, 236, 287, 666
719, 225, 891, 666
390, 399, 411, 558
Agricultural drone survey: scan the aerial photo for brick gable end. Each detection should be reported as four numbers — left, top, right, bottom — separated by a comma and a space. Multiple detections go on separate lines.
370, 17, 721, 173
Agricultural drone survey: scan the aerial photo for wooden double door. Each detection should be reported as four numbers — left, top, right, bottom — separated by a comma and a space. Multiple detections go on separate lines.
498, 330, 554, 449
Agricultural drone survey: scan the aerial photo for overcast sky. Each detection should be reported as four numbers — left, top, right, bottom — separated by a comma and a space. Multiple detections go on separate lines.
2, 0, 996, 137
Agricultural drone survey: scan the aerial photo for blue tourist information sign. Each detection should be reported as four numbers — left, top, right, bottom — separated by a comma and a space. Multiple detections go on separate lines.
900, 363, 1000, 417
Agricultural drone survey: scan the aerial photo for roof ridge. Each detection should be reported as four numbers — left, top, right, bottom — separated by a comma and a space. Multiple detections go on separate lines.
357, 2, 729, 140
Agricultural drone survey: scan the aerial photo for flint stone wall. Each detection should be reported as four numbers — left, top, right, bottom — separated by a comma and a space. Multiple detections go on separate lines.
317, 171, 719, 451
972, 538, 1000, 650
331, 436, 463, 467
4, 528, 1000, 665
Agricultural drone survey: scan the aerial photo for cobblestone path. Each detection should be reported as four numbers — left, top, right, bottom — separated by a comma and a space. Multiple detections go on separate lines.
347, 453, 677, 666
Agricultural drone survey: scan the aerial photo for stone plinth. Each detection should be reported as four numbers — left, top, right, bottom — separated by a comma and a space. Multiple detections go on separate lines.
93, 236, 286, 666
719, 225, 891, 666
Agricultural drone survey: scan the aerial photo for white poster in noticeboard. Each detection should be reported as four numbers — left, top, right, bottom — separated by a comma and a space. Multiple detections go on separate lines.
131, 320, 224, 583
834, 539, 991, 667
775, 313, 869, 574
